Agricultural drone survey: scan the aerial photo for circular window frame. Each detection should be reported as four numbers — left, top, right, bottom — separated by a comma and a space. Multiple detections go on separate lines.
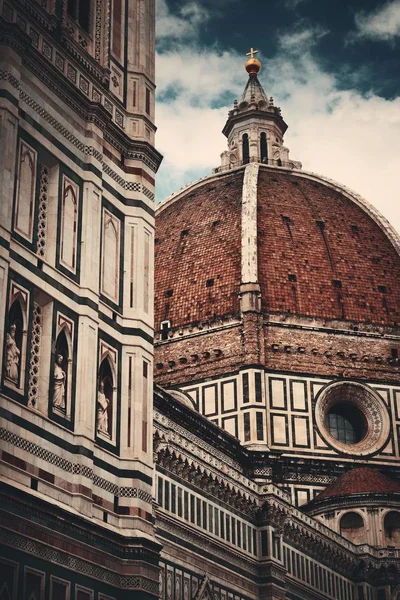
315, 381, 390, 457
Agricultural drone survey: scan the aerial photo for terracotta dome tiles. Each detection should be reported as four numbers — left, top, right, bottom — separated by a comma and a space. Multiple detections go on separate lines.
311, 467, 400, 503
155, 168, 400, 331
155, 172, 243, 328
257, 170, 400, 325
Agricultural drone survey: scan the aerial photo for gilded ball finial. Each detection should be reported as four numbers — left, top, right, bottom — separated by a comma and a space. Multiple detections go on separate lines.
245, 47, 261, 75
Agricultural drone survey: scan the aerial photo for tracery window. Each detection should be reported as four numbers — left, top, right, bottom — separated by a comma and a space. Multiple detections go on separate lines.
59, 178, 78, 273
315, 381, 389, 457
14, 140, 37, 243
13, 134, 58, 260
327, 402, 367, 444
67, 0, 91, 32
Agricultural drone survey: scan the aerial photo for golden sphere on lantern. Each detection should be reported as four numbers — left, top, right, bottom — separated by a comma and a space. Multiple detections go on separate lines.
245, 57, 261, 75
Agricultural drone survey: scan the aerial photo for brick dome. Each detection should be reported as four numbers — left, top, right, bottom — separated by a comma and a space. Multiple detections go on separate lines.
155, 165, 400, 331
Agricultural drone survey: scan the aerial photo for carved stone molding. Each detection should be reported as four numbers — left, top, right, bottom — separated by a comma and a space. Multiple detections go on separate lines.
0, 19, 162, 170
155, 440, 258, 517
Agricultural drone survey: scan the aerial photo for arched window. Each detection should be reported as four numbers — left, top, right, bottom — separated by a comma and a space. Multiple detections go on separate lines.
260, 132, 268, 163
97, 357, 114, 438
384, 511, 400, 547
242, 134, 249, 165
340, 512, 365, 544
5, 300, 24, 385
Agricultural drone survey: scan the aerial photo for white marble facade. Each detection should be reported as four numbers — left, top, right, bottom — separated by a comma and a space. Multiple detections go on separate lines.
0, 0, 158, 546
175, 370, 400, 506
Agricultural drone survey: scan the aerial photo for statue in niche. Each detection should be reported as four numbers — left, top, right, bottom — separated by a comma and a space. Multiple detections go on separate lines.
52, 353, 66, 410
5, 323, 20, 382
96, 380, 109, 434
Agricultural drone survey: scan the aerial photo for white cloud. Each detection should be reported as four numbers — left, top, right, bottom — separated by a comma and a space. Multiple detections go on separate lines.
279, 25, 327, 50
283, 0, 309, 9
156, 0, 209, 41
155, 28, 400, 234
156, 49, 243, 106
354, 0, 400, 41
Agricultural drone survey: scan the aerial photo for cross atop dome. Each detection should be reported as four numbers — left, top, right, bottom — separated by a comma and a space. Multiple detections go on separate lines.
245, 47, 261, 76
246, 47, 258, 58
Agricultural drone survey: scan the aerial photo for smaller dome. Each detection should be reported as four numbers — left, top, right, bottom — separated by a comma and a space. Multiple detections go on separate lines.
312, 468, 400, 503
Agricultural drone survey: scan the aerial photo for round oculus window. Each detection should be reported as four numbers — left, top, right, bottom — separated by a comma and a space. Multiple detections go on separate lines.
327, 402, 367, 445
315, 382, 390, 456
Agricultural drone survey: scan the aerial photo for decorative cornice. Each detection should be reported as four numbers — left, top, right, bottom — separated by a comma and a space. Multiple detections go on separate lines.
60, 32, 108, 84
0, 14, 32, 54
285, 580, 330, 600
12, 0, 57, 33
155, 439, 258, 517
155, 314, 240, 343
223, 106, 288, 137
259, 496, 358, 577
0, 68, 20, 90
305, 493, 400, 516
0, 17, 162, 171
154, 387, 252, 469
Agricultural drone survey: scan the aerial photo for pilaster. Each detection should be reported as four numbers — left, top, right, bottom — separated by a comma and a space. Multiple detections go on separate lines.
240, 163, 264, 367
0, 45, 20, 232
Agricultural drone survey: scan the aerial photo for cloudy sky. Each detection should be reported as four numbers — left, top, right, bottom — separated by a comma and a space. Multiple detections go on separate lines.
155, 0, 400, 234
